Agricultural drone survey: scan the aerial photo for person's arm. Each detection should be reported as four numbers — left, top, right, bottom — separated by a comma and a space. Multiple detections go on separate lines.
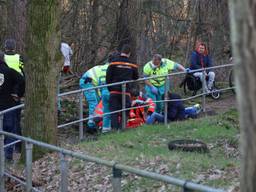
190, 51, 197, 70
69, 46, 73, 56
143, 64, 154, 87
133, 66, 139, 80
106, 65, 113, 91
174, 63, 186, 72
10, 68, 25, 98
145, 79, 153, 87
206, 56, 213, 72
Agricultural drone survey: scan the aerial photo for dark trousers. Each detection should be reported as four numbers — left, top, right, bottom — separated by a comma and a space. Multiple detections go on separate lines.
109, 93, 131, 129
3, 110, 17, 160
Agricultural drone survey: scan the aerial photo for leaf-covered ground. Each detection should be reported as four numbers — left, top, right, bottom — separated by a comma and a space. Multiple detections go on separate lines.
7, 108, 240, 192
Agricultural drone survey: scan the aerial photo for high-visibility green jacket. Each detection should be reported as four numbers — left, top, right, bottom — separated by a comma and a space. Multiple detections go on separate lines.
4, 54, 23, 75
143, 58, 179, 87
85, 64, 109, 86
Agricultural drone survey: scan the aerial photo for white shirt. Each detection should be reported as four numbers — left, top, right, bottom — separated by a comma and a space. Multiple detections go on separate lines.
61, 42, 73, 67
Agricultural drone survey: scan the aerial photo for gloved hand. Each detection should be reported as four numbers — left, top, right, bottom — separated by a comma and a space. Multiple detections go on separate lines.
132, 99, 144, 106
11, 94, 20, 102
150, 85, 158, 95
147, 111, 153, 116
185, 68, 191, 73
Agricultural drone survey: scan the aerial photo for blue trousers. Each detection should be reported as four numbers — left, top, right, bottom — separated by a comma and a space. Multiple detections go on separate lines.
3, 110, 17, 160
79, 79, 99, 128
101, 88, 111, 129
146, 112, 164, 124
146, 106, 199, 124
145, 85, 165, 113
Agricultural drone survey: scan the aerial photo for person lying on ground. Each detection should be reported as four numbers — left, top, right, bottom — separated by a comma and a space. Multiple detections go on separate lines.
146, 92, 201, 124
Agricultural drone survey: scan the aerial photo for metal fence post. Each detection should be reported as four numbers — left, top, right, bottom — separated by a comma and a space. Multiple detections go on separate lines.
60, 153, 68, 192
201, 71, 206, 112
0, 114, 5, 192
112, 166, 122, 192
164, 76, 169, 125
25, 142, 33, 192
121, 83, 126, 130
79, 91, 84, 141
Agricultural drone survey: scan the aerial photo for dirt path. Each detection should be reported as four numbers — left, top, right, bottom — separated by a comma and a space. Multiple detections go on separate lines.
205, 93, 237, 114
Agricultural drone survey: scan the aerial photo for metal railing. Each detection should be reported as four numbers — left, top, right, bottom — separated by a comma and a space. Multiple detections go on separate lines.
0, 130, 225, 192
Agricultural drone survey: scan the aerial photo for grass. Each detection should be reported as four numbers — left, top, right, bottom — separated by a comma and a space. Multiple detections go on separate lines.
77, 108, 240, 191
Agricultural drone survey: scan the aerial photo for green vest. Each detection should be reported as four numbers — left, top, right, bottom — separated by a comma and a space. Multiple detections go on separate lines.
4, 54, 23, 74
143, 58, 176, 87
88, 64, 109, 86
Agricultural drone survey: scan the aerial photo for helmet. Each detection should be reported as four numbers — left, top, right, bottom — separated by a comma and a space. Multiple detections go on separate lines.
130, 83, 140, 97
4, 39, 16, 51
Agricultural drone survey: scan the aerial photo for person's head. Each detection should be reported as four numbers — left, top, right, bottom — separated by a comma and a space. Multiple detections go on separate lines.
108, 51, 120, 63
130, 83, 140, 98
152, 54, 162, 67
196, 43, 207, 55
120, 44, 131, 57
4, 39, 16, 52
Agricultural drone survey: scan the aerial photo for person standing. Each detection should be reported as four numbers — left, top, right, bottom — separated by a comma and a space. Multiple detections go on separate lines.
4, 39, 24, 75
4, 39, 25, 152
106, 44, 139, 130
60, 42, 73, 74
58, 42, 74, 113
0, 51, 25, 160
143, 54, 185, 113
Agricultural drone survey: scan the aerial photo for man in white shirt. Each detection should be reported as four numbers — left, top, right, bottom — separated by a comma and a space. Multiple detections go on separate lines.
61, 42, 73, 73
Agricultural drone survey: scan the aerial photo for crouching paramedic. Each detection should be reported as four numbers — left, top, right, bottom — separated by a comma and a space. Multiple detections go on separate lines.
128, 89, 156, 128
94, 90, 156, 129
143, 54, 185, 113
79, 63, 109, 133
106, 44, 139, 130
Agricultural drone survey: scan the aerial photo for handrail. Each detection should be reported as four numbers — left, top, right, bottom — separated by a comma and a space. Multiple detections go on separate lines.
58, 86, 235, 128
58, 63, 234, 97
0, 131, 224, 192
0, 64, 235, 116
0, 104, 24, 116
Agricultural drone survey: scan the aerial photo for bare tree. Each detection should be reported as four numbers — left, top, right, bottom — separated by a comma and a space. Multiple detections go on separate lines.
229, 0, 256, 191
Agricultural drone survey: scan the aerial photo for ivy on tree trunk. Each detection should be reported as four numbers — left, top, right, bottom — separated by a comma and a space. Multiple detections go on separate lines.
24, 0, 62, 159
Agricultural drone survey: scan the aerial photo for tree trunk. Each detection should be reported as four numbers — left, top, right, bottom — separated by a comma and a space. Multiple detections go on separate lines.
229, 0, 256, 191
0, 0, 7, 44
24, 0, 61, 159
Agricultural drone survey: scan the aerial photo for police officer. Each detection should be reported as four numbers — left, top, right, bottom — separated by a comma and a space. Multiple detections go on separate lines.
0, 51, 25, 160
143, 54, 185, 113
4, 39, 24, 75
106, 44, 139, 130
4, 39, 25, 152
